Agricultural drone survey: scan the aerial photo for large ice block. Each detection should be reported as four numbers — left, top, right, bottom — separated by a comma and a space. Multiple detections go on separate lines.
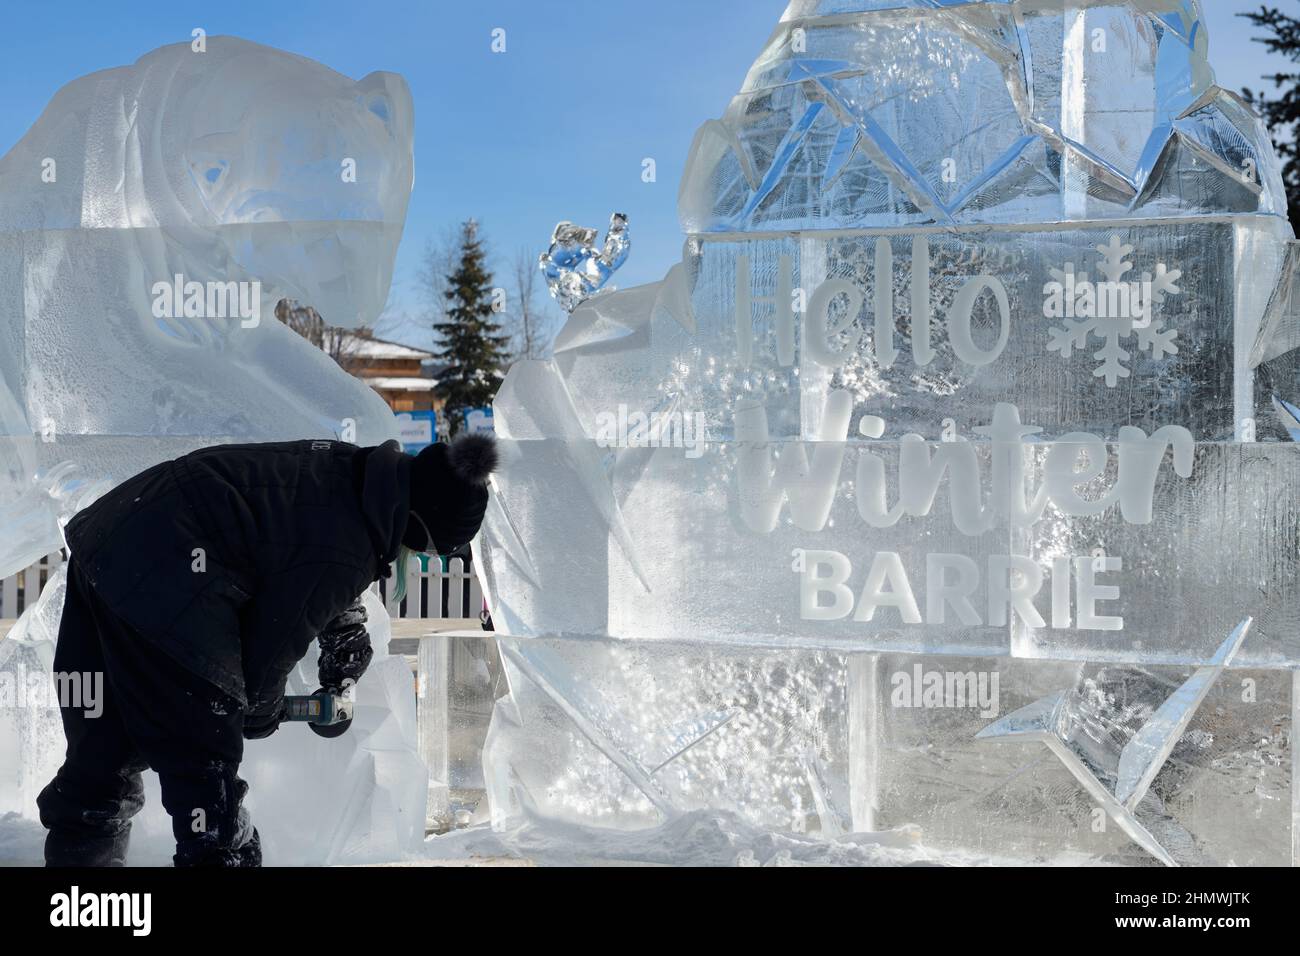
0, 38, 424, 865
558, 219, 1293, 442
0, 36, 414, 578
680, 0, 1284, 231
476, 0, 1300, 865
479, 433, 1300, 667
482, 636, 1290, 866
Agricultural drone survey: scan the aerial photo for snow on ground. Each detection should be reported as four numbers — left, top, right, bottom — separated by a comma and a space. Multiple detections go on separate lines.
0, 810, 176, 867
0, 813, 44, 865
421, 807, 998, 867
0, 804, 994, 867
4, 805, 1103, 867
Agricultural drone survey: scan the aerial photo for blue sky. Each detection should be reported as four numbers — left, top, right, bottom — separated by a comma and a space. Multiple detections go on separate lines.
0, 1, 1291, 349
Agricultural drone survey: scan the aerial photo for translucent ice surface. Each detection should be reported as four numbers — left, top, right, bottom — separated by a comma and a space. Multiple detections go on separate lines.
0, 579, 427, 864
0, 567, 66, 820
237, 587, 428, 865
478, 0, 1300, 865
0, 36, 413, 578
0, 39, 424, 865
680, 0, 1284, 232
480, 637, 1290, 866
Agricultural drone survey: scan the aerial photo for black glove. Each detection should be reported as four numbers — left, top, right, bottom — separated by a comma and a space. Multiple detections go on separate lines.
242, 699, 285, 740
317, 597, 372, 693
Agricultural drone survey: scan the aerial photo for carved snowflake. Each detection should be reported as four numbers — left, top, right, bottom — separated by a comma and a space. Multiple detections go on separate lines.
1045, 236, 1183, 387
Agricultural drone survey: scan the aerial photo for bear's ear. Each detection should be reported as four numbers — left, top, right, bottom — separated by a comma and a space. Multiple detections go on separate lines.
355, 71, 413, 140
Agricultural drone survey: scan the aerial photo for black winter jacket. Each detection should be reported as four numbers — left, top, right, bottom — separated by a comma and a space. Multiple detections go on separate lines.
64, 439, 411, 709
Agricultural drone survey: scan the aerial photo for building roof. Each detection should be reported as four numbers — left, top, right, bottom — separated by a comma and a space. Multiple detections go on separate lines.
364, 376, 438, 391
342, 334, 437, 361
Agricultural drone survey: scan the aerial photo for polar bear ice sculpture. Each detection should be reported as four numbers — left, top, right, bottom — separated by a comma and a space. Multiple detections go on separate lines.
0, 36, 413, 577
0, 38, 426, 865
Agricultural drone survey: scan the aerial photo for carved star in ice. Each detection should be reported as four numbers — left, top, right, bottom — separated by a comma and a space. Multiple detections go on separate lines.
976, 619, 1252, 867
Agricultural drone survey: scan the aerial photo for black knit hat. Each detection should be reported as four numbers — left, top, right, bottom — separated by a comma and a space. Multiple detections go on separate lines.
404, 433, 498, 554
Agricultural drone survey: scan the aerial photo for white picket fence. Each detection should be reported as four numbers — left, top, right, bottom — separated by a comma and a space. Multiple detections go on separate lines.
1, 551, 481, 622
0, 551, 64, 620
376, 556, 483, 621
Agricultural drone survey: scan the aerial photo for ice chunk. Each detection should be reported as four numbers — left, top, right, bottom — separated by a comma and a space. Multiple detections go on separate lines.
236, 588, 428, 865
0, 565, 67, 819
0, 36, 413, 577
541, 214, 631, 313
418, 632, 502, 828
681, 1, 1283, 232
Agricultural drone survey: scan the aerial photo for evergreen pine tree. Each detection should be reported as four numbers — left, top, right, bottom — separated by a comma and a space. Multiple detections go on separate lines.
432, 219, 510, 435
1241, 5, 1300, 228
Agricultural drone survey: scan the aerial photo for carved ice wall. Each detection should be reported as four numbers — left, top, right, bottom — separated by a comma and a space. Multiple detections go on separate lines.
476, 1, 1300, 865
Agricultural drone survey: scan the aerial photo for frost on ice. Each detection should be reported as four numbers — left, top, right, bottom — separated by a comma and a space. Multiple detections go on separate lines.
0, 36, 412, 580
0, 38, 427, 864
474, 0, 1300, 865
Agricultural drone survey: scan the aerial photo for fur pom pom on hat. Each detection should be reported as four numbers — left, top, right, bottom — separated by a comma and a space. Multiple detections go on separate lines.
446, 432, 499, 485
404, 433, 499, 554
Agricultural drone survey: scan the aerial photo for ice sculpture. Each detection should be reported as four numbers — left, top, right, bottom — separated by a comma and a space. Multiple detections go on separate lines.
476, 0, 1300, 865
0, 38, 427, 864
541, 214, 631, 313
0, 35, 413, 579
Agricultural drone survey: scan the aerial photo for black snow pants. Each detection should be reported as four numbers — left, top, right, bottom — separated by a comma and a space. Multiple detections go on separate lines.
37, 558, 260, 867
